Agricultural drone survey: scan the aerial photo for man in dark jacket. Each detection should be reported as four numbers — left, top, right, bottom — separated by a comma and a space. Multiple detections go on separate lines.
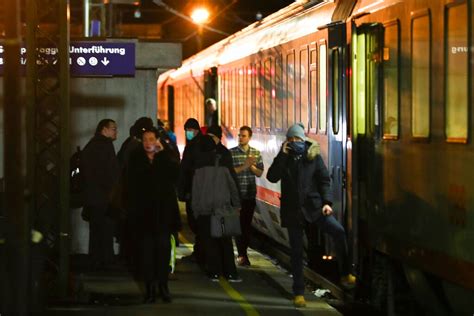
82, 119, 120, 271
177, 118, 204, 263
267, 123, 355, 307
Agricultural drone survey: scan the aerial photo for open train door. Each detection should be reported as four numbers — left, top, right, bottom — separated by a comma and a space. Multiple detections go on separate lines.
204, 67, 218, 126
350, 21, 384, 272
326, 21, 350, 254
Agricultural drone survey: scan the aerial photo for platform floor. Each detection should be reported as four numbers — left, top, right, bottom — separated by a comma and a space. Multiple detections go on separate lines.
45, 229, 340, 315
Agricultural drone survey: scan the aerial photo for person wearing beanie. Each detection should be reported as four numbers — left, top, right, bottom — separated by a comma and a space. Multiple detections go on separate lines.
178, 117, 204, 265
206, 125, 222, 140
267, 123, 356, 307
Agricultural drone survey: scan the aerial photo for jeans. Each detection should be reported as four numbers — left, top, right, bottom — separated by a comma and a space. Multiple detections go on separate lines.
287, 214, 349, 295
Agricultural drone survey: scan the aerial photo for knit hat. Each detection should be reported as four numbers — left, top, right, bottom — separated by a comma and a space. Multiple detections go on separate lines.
184, 118, 200, 130
207, 125, 222, 139
286, 123, 305, 140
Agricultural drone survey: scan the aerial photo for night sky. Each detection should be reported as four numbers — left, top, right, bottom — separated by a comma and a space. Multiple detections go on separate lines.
119, 0, 296, 58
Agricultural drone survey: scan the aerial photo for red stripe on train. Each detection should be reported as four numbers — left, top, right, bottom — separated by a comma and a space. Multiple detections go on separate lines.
256, 186, 280, 207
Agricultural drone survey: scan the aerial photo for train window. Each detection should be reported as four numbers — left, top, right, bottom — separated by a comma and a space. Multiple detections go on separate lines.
383, 20, 400, 140
287, 51, 296, 126
238, 68, 243, 127
255, 62, 262, 128
275, 57, 284, 130
300, 47, 309, 129
232, 69, 237, 129
319, 43, 327, 133
246, 65, 253, 127
220, 73, 226, 127
411, 11, 431, 139
264, 58, 272, 129
445, 2, 468, 143
310, 48, 317, 133
332, 49, 340, 135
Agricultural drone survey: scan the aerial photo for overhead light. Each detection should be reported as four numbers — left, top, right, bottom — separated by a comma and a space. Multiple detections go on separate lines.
191, 8, 210, 25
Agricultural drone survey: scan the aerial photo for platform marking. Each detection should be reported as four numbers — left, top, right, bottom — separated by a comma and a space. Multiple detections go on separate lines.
178, 233, 260, 316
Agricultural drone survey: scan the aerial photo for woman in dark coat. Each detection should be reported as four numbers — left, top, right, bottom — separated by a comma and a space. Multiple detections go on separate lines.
126, 127, 181, 303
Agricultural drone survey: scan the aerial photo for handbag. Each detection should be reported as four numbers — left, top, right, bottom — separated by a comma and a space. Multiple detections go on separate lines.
210, 212, 241, 238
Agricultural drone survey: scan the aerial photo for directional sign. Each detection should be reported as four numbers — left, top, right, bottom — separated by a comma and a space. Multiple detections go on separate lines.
0, 42, 135, 76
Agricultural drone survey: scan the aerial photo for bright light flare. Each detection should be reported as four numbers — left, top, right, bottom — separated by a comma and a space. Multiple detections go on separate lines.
191, 8, 210, 24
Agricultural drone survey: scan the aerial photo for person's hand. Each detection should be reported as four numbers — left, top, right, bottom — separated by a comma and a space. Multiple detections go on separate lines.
322, 204, 333, 216
282, 141, 290, 154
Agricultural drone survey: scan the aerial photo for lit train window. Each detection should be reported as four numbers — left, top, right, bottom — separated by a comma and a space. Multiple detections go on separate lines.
220, 72, 226, 127
446, 2, 468, 143
300, 47, 309, 129
319, 43, 327, 133
332, 49, 340, 135
240, 67, 246, 126
287, 51, 296, 126
264, 59, 272, 129
310, 48, 318, 133
237, 68, 242, 127
246, 65, 252, 127
231, 69, 236, 129
275, 57, 284, 130
411, 10, 431, 139
255, 62, 262, 128
383, 20, 400, 140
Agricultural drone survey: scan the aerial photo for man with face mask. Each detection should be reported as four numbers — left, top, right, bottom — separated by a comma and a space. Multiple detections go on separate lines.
178, 118, 204, 264
267, 123, 356, 308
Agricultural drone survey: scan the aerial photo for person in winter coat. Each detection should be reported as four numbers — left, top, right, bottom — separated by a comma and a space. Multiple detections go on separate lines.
266, 123, 356, 308
177, 118, 204, 264
192, 130, 242, 282
126, 127, 181, 303
82, 119, 120, 271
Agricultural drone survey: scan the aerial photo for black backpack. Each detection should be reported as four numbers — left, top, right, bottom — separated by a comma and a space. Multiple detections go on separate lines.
70, 146, 84, 208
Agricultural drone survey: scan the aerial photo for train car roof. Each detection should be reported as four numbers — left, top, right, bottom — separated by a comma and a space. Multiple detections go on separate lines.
158, 0, 339, 85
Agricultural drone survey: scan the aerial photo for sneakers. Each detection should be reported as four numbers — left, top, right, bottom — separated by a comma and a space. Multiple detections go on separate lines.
208, 274, 220, 282
237, 255, 251, 267
226, 274, 243, 283
293, 295, 306, 308
340, 273, 357, 289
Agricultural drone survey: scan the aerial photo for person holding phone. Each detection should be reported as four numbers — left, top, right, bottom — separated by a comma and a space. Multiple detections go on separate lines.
266, 123, 355, 308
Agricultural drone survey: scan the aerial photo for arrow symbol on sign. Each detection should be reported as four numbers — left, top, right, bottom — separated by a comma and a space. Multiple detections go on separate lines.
101, 57, 110, 66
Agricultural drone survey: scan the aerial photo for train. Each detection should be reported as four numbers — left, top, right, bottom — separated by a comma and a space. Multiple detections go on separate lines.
157, 0, 473, 314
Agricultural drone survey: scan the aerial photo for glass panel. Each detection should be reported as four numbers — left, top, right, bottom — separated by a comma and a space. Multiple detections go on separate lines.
355, 33, 366, 134
247, 65, 253, 126
319, 44, 327, 132
411, 14, 430, 138
275, 57, 284, 129
255, 62, 262, 128
383, 22, 399, 138
332, 49, 339, 134
446, 4, 468, 142
287, 52, 295, 126
300, 48, 309, 128
310, 70, 317, 131
264, 59, 272, 128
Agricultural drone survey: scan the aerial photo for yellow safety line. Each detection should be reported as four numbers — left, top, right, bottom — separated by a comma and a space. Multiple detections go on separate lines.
178, 233, 260, 316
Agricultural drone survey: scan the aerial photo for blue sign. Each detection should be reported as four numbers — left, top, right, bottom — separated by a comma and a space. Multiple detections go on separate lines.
0, 41, 135, 76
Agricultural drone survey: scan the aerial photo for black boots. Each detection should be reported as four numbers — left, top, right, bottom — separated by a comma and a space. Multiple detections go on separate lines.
143, 282, 156, 304
159, 282, 172, 303
143, 281, 172, 303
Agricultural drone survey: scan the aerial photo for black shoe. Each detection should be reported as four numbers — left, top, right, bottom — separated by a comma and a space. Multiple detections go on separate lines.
143, 282, 156, 304
159, 283, 172, 303
208, 273, 220, 282
226, 274, 242, 283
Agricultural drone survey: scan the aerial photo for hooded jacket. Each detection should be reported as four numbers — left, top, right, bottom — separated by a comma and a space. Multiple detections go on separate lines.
266, 138, 332, 227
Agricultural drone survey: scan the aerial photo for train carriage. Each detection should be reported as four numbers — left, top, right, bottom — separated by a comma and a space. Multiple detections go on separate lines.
157, 0, 474, 314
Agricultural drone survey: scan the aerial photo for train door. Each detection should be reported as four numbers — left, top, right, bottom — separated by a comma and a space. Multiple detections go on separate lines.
204, 67, 218, 126
327, 23, 348, 234
351, 22, 383, 251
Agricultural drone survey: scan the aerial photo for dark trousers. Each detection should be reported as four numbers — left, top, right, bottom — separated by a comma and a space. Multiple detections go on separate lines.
198, 215, 237, 276
235, 198, 256, 257
185, 202, 201, 260
287, 215, 350, 295
87, 205, 114, 268
141, 228, 171, 284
